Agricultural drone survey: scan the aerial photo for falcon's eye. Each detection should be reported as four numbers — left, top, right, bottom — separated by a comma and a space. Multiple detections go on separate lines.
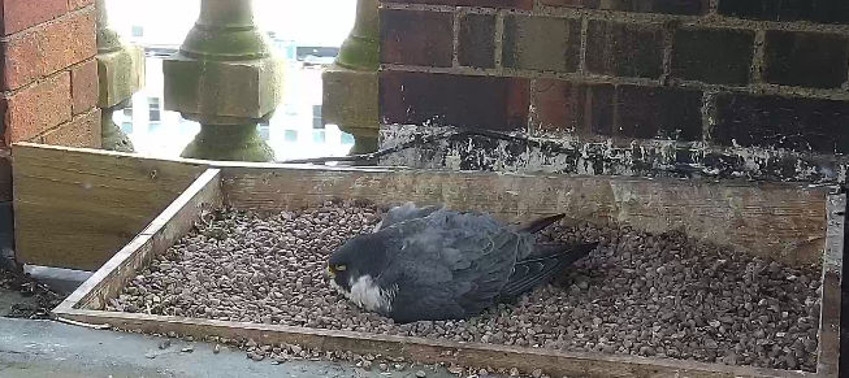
335, 264, 347, 271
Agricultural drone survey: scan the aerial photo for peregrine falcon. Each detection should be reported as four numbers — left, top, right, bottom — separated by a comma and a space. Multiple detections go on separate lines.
327, 202, 598, 323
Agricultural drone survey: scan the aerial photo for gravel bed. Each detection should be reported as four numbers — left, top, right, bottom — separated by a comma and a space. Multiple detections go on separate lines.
0, 267, 64, 319
107, 200, 822, 373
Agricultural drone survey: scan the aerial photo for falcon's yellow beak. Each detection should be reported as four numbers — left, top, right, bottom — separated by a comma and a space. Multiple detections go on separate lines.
326, 265, 336, 279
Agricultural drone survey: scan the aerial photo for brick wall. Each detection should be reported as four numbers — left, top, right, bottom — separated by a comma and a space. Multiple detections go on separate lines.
378, 0, 849, 180
0, 0, 100, 200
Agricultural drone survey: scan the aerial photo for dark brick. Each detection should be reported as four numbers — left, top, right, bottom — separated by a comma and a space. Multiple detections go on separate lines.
0, 0, 68, 35
617, 85, 703, 141
503, 15, 581, 73
380, 9, 453, 67
543, 0, 707, 15
763, 31, 849, 89
718, 0, 849, 24
380, 71, 530, 131
715, 93, 849, 154
531, 79, 614, 136
586, 20, 665, 79
1, 8, 96, 90
672, 28, 754, 85
381, 0, 532, 9
459, 13, 495, 69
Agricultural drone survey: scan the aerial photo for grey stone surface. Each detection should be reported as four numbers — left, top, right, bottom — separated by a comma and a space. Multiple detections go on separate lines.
0, 318, 459, 378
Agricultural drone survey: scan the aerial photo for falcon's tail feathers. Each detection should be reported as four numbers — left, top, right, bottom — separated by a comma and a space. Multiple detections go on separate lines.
498, 241, 598, 300
516, 213, 567, 234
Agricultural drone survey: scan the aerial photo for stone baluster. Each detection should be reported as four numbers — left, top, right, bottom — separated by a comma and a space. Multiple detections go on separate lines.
96, 0, 145, 152
163, 0, 283, 162
322, 0, 380, 154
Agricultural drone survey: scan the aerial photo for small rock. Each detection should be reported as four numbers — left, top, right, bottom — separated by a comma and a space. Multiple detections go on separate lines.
213, 344, 221, 354
532, 368, 543, 378
158, 339, 171, 350
415, 370, 427, 377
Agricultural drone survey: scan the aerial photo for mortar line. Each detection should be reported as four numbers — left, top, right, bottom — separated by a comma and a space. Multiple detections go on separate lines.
751, 29, 767, 84
660, 21, 677, 85
494, 10, 506, 72
578, 17, 589, 75
452, 9, 461, 69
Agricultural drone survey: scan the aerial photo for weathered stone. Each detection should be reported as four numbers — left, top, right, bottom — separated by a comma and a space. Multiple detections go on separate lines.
101, 100, 134, 153
325, 0, 380, 154
322, 65, 378, 154
163, 56, 282, 123
180, 124, 273, 162
97, 45, 144, 109
95, 0, 143, 152
162, 0, 282, 162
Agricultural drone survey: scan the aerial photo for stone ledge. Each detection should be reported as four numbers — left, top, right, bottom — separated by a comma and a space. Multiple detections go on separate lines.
97, 44, 144, 109
322, 65, 378, 137
163, 54, 283, 122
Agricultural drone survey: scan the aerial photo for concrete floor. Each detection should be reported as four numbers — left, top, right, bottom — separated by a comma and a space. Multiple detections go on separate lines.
0, 267, 469, 378
0, 317, 461, 378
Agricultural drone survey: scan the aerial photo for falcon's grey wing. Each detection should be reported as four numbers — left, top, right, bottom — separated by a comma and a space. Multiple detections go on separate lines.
499, 241, 598, 301
372, 202, 444, 232
376, 211, 530, 322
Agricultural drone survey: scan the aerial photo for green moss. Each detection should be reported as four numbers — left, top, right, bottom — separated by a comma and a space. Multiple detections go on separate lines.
181, 124, 274, 162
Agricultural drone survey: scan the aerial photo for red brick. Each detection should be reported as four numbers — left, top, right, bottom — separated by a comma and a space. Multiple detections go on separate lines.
4, 71, 72, 143
0, 98, 5, 139
380, 9, 453, 67
42, 108, 101, 148
71, 59, 98, 114
382, 0, 532, 10
380, 71, 530, 131
0, 0, 68, 35
69, 0, 94, 10
586, 20, 665, 79
532, 79, 614, 135
617, 85, 703, 141
1, 8, 96, 90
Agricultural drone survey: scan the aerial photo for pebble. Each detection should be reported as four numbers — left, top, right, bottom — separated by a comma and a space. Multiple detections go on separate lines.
109, 200, 822, 372
415, 370, 427, 377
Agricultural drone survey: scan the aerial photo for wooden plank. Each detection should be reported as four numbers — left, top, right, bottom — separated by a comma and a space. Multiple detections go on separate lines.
12, 143, 209, 270
53, 168, 222, 313
816, 193, 845, 378
53, 309, 813, 378
222, 167, 831, 266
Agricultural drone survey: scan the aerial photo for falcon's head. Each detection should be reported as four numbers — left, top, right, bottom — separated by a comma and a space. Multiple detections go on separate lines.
326, 233, 388, 295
